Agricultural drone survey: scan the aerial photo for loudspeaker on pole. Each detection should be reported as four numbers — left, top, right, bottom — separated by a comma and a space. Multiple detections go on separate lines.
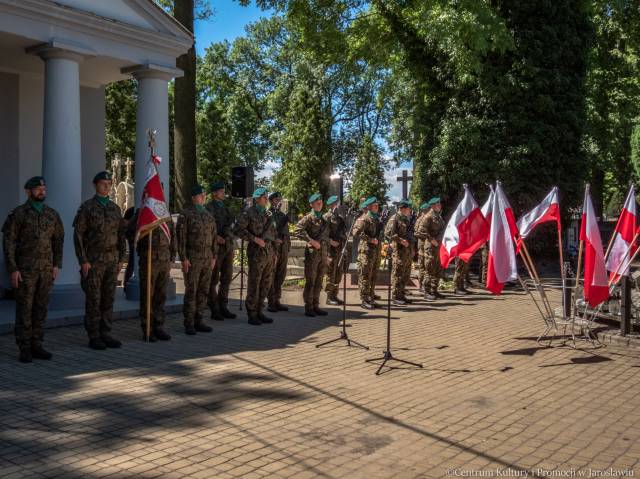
231, 166, 254, 198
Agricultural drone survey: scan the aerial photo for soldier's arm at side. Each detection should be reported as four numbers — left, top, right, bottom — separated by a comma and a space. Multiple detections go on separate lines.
117, 217, 128, 264
352, 217, 369, 242
169, 221, 177, 262
233, 211, 254, 242
176, 214, 188, 263
2, 212, 18, 274
293, 216, 311, 242
52, 211, 65, 269
211, 216, 218, 257
72, 205, 88, 265
384, 217, 399, 242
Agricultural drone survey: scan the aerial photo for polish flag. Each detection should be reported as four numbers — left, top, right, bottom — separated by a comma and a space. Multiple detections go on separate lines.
440, 185, 490, 268
486, 184, 518, 295
496, 182, 519, 240
136, 154, 171, 243
605, 184, 637, 278
481, 186, 494, 222
580, 185, 609, 307
516, 187, 561, 251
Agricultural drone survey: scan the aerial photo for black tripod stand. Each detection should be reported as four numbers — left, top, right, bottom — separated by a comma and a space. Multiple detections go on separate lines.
366, 244, 423, 375
316, 207, 368, 350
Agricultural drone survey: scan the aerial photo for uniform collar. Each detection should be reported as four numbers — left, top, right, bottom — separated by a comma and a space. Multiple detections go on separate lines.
312, 210, 323, 219
95, 194, 110, 206
195, 204, 206, 213
28, 199, 44, 214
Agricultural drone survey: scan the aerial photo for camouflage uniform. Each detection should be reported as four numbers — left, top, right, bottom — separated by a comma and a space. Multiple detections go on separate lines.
416, 209, 445, 294
234, 205, 277, 317
353, 212, 383, 303
177, 205, 217, 328
480, 244, 488, 284
323, 208, 347, 301
267, 205, 290, 308
385, 213, 412, 300
73, 196, 127, 340
453, 257, 470, 291
413, 211, 428, 289
2, 201, 64, 348
294, 212, 329, 311
128, 212, 176, 333
205, 200, 235, 314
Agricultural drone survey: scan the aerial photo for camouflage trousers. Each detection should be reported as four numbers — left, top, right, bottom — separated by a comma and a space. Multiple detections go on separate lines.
245, 248, 274, 315
184, 258, 213, 327
324, 243, 344, 299
209, 244, 233, 310
268, 240, 289, 306
453, 258, 470, 290
481, 245, 488, 284
14, 267, 54, 347
80, 261, 119, 340
391, 244, 412, 300
138, 256, 171, 331
358, 246, 381, 302
423, 244, 442, 294
416, 240, 425, 288
303, 247, 327, 308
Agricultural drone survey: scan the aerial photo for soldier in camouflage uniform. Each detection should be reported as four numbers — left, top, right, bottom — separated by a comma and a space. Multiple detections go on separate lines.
267, 192, 290, 313
2, 176, 64, 363
323, 195, 346, 306
177, 185, 217, 335
294, 193, 330, 317
353, 196, 383, 310
413, 202, 430, 293
206, 181, 237, 321
128, 209, 176, 342
385, 200, 413, 305
416, 197, 445, 301
73, 171, 127, 350
234, 187, 277, 326
453, 257, 471, 295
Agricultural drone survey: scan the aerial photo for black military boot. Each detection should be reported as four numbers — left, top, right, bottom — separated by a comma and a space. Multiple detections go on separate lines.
373, 294, 381, 300
326, 296, 340, 306
248, 314, 262, 326
313, 306, 328, 316
219, 303, 237, 319
154, 327, 171, 341
101, 335, 122, 348
195, 321, 213, 333
434, 291, 446, 299
185, 323, 197, 335
258, 312, 273, 324
424, 291, 436, 301
304, 306, 316, 317
392, 298, 407, 306
210, 303, 225, 321
454, 288, 469, 296
31, 341, 52, 360
19, 346, 32, 363
275, 302, 288, 311
267, 303, 279, 313
89, 338, 107, 350
361, 300, 375, 310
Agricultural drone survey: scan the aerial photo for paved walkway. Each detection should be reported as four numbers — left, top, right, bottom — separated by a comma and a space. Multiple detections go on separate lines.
0, 284, 639, 478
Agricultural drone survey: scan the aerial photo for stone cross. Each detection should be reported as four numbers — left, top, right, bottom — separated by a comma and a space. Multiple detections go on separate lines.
396, 170, 413, 200
124, 157, 134, 182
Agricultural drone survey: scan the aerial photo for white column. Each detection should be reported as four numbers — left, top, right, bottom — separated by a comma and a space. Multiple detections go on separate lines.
121, 64, 182, 300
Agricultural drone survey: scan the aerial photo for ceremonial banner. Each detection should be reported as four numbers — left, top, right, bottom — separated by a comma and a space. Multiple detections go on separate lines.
605, 184, 637, 279
135, 153, 171, 243
440, 185, 489, 268
580, 185, 609, 307
480, 186, 494, 222
486, 184, 518, 294
516, 186, 560, 252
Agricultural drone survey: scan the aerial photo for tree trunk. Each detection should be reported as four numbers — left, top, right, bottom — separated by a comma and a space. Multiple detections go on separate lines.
173, 0, 196, 211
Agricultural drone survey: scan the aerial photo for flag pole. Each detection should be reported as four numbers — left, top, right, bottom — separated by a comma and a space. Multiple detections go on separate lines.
146, 230, 152, 342
607, 229, 640, 288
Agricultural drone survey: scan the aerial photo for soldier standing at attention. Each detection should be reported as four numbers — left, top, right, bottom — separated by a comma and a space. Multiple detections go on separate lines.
294, 193, 329, 317
234, 187, 277, 326
413, 202, 430, 293
128, 208, 176, 342
385, 200, 413, 305
453, 257, 471, 295
206, 181, 236, 321
416, 197, 445, 301
323, 195, 346, 306
267, 192, 290, 313
177, 185, 217, 335
353, 196, 382, 310
73, 171, 127, 350
2, 176, 64, 363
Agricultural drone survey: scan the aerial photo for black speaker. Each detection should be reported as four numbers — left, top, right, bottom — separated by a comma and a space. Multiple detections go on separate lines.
231, 166, 254, 198
328, 175, 343, 202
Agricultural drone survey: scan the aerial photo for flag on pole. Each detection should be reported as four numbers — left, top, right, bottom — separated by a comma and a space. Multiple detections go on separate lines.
135, 153, 171, 243
486, 183, 518, 295
516, 186, 561, 251
580, 185, 609, 307
495, 182, 519, 240
440, 185, 490, 268
480, 186, 494, 222
605, 184, 637, 279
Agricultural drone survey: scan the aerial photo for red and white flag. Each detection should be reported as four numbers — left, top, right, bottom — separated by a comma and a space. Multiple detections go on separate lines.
136, 154, 171, 243
605, 184, 637, 278
496, 182, 519, 240
440, 185, 490, 268
486, 184, 518, 295
480, 186, 494, 222
580, 185, 609, 307
516, 186, 561, 251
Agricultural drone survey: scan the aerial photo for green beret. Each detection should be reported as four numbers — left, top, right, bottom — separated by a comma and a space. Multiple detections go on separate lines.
93, 171, 112, 184
308, 192, 322, 203
191, 184, 205, 196
268, 191, 281, 201
208, 181, 225, 192
420, 202, 430, 210
252, 187, 267, 199
397, 199, 412, 208
359, 196, 378, 209
428, 197, 441, 206
24, 176, 45, 189
326, 195, 339, 206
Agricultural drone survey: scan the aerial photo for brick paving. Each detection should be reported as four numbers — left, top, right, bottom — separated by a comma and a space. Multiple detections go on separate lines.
1, 283, 639, 478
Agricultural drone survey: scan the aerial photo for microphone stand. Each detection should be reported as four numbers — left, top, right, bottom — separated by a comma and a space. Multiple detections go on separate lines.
366, 243, 423, 375
316, 206, 368, 350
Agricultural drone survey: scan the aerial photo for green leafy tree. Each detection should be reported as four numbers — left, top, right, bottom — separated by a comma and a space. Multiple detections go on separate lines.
104, 80, 137, 164
349, 135, 388, 204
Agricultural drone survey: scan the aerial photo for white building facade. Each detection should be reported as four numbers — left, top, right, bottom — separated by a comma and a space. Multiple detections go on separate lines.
0, 0, 192, 307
